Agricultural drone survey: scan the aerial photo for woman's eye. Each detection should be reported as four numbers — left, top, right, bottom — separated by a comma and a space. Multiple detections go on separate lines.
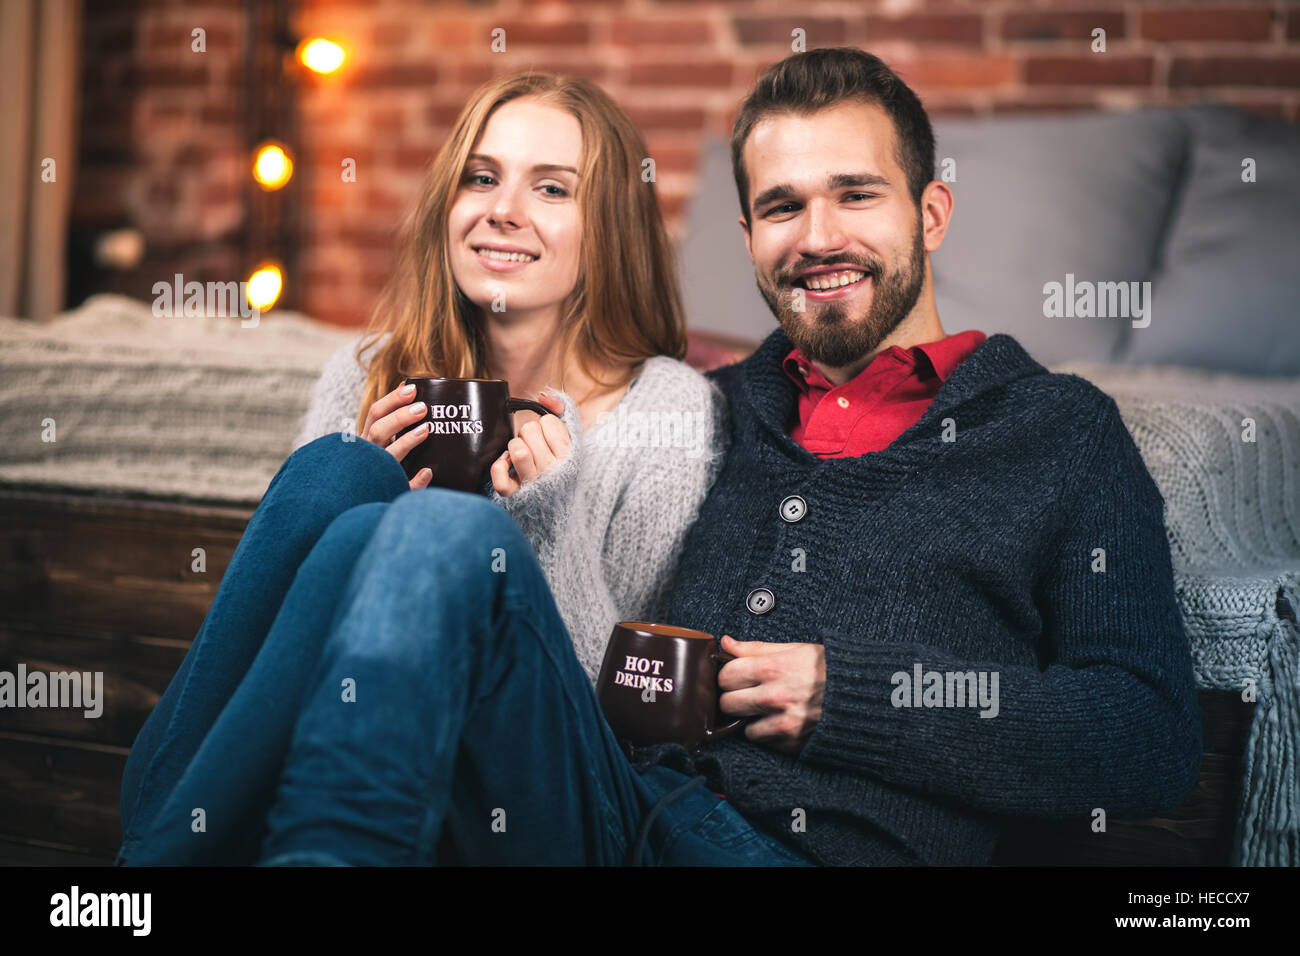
540, 184, 568, 197
467, 174, 496, 187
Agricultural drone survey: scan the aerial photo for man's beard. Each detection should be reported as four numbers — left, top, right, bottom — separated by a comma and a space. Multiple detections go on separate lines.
755, 218, 927, 370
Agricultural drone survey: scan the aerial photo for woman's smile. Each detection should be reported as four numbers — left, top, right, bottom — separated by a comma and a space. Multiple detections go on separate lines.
472, 243, 539, 273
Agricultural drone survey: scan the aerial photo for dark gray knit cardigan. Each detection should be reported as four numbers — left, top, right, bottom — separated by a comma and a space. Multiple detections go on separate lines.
636, 327, 1203, 866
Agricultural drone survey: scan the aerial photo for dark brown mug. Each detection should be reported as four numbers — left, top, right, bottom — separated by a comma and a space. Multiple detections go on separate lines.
394, 377, 552, 491
596, 621, 746, 753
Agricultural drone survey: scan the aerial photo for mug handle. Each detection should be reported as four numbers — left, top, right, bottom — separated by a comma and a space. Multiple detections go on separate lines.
703, 650, 746, 741
506, 397, 553, 417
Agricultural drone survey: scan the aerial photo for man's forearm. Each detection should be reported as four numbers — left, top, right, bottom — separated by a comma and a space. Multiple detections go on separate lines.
796, 632, 1203, 819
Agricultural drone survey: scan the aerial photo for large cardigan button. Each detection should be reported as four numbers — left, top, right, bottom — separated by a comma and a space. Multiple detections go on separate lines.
746, 587, 776, 615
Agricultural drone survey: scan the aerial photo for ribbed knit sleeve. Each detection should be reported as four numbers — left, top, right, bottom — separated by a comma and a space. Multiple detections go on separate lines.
486, 388, 585, 567
602, 376, 729, 628
796, 402, 1204, 818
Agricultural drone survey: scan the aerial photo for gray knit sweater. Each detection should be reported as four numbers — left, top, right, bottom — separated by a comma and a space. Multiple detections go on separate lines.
292, 334, 728, 682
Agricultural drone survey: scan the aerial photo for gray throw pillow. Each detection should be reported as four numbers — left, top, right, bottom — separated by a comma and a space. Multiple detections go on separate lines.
1121, 104, 1300, 375
931, 109, 1190, 366
678, 136, 776, 344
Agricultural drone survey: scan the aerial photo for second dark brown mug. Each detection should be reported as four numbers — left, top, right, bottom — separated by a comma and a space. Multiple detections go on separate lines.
394, 377, 552, 492
596, 621, 746, 753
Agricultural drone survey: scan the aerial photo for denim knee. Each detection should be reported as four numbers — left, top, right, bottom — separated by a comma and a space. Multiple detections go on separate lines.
272, 433, 410, 505
292, 432, 391, 470
380, 488, 529, 562
320, 489, 531, 660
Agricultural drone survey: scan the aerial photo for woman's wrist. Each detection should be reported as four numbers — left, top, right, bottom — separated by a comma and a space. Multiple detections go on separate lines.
487, 388, 584, 543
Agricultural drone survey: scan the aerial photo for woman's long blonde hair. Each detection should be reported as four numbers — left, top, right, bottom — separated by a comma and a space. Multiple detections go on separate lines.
352, 71, 686, 434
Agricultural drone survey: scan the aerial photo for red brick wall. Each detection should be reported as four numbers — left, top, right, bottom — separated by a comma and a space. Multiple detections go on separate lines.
73, 0, 1300, 326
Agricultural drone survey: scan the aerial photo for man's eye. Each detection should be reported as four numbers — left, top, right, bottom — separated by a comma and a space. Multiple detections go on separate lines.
845, 193, 878, 202
766, 203, 797, 216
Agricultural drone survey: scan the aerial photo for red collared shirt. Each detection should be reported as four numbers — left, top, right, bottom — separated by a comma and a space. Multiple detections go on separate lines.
783, 330, 988, 457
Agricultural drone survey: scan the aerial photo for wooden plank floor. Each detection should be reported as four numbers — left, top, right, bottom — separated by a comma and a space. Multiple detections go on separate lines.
0, 486, 1257, 866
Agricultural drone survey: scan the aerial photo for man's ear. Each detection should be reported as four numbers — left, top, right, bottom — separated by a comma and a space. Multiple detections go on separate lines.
921, 180, 955, 254
739, 214, 754, 262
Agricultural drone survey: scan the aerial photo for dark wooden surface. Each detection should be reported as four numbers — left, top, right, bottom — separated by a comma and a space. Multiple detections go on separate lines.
0, 487, 254, 865
0, 487, 1256, 866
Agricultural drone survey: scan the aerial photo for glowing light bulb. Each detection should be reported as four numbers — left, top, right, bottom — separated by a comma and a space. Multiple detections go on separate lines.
253, 142, 293, 191
247, 263, 284, 312
297, 38, 346, 75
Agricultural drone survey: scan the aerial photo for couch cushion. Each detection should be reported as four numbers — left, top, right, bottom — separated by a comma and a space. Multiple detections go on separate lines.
677, 136, 778, 343
930, 109, 1189, 366
1121, 104, 1300, 375
685, 329, 757, 372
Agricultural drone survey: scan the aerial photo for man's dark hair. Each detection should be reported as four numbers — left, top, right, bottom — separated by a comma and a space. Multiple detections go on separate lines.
730, 48, 936, 225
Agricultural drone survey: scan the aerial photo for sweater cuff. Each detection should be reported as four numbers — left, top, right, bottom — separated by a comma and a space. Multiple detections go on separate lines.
796, 629, 911, 777
487, 389, 583, 552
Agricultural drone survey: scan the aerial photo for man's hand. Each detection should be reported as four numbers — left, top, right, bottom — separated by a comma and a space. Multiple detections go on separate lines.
717, 634, 826, 756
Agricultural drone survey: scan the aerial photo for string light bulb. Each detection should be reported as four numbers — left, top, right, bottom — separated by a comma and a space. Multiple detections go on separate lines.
296, 38, 346, 75
246, 262, 284, 312
252, 142, 293, 191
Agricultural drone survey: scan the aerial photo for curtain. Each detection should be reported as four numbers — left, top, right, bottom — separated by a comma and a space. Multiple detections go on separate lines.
0, 0, 81, 320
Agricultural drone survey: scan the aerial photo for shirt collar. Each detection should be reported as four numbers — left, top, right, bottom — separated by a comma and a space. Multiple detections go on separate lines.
781, 330, 987, 393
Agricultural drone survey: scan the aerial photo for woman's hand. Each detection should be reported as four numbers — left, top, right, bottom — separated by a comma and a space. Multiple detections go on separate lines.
489, 389, 570, 497
360, 382, 434, 491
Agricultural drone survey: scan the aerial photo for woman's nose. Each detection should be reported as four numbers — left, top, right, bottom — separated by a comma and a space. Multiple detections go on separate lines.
487, 188, 524, 228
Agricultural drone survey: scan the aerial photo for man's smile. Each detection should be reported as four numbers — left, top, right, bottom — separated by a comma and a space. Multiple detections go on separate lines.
790, 265, 873, 301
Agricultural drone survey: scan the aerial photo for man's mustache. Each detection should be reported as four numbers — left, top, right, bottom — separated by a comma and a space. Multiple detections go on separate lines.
771, 255, 881, 286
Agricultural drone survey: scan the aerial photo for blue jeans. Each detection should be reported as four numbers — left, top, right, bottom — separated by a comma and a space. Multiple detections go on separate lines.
117, 434, 813, 867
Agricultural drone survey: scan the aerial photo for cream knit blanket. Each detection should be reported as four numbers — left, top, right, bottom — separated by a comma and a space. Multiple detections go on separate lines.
0, 294, 354, 502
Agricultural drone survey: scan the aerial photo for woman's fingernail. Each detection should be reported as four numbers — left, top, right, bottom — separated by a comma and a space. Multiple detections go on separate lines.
401, 383, 415, 395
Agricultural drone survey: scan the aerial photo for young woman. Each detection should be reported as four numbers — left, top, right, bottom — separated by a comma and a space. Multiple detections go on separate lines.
289, 71, 722, 682
111, 72, 787, 867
